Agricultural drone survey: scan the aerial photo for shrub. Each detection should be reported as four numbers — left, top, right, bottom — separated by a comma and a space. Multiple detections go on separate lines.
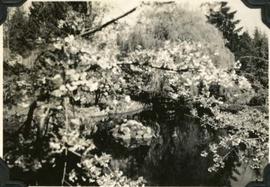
117, 3, 235, 69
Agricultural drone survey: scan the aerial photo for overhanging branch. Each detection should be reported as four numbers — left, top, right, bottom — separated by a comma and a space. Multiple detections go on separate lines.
80, 7, 137, 37
118, 62, 190, 73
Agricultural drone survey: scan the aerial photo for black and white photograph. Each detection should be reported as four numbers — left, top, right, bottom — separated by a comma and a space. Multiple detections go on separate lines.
2, 0, 269, 186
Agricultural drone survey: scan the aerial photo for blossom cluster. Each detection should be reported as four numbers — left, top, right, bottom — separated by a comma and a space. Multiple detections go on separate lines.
111, 120, 154, 148
200, 107, 268, 172
125, 40, 253, 103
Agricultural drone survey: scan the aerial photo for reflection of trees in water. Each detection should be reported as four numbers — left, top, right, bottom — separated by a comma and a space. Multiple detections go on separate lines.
125, 95, 245, 186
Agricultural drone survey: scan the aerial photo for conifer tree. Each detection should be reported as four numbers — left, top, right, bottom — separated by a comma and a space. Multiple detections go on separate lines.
7, 2, 104, 57
206, 2, 268, 105
6, 8, 30, 57
206, 1, 243, 54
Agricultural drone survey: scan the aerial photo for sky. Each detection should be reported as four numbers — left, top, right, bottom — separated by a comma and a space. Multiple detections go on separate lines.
21, 0, 269, 35
101, 0, 269, 35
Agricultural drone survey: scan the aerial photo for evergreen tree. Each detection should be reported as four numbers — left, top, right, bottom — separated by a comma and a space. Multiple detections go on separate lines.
27, 2, 92, 43
206, 2, 268, 106
7, 2, 105, 57
206, 1, 243, 54
237, 29, 268, 89
251, 29, 268, 88
6, 8, 30, 57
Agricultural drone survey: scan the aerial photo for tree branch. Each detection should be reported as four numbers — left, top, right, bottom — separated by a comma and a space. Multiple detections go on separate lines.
61, 149, 68, 186
39, 106, 51, 137
80, 7, 137, 37
239, 56, 268, 63
61, 97, 69, 186
153, 1, 175, 5
16, 100, 38, 138
118, 62, 190, 73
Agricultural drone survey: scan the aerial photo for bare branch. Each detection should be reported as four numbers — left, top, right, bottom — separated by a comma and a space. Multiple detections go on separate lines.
80, 7, 137, 37
39, 106, 51, 137
142, 1, 175, 6
16, 100, 38, 137
118, 62, 190, 73
61, 97, 70, 186
153, 1, 175, 5
61, 149, 68, 186
239, 56, 268, 63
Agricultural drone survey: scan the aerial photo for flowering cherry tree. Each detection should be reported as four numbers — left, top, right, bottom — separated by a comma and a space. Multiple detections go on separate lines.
4, 6, 268, 186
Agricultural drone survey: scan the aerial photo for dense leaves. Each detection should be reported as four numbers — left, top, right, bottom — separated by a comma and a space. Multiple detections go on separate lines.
4, 2, 268, 186
205, 1, 268, 106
